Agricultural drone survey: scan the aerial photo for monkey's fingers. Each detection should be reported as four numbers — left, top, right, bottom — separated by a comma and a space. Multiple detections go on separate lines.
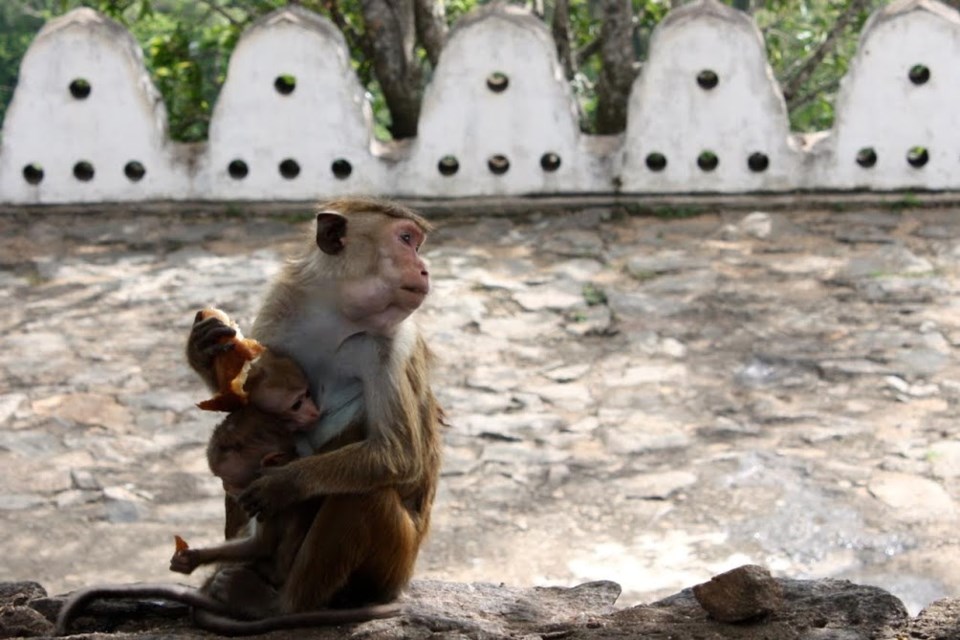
237, 484, 278, 519
192, 317, 237, 350
236, 490, 264, 518
170, 550, 200, 574
169, 559, 193, 574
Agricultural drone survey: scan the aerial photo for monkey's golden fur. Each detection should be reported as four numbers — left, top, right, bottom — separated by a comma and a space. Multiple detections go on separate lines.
221, 197, 443, 612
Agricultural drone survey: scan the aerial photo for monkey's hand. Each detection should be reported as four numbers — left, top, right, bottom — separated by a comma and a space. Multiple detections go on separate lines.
169, 549, 202, 575
237, 470, 301, 519
186, 313, 237, 386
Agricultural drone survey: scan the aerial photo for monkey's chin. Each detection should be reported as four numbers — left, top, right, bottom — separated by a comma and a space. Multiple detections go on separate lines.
398, 287, 428, 309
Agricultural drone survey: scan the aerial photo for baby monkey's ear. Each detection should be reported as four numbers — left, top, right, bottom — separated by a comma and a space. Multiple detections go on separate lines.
261, 451, 294, 469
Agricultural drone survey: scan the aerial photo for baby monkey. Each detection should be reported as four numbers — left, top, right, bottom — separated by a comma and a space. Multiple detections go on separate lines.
170, 406, 300, 579
173, 346, 344, 586
193, 307, 320, 428
231, 350, 320, 432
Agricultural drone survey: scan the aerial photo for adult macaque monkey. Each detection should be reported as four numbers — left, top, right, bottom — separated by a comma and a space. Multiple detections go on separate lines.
188, 197, 443, 614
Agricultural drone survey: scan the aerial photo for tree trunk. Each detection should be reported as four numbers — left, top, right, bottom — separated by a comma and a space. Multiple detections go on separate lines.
360, 0, 422, 139
413, 0, 447, 68
781, 0, 871, 107
552, 0, 576, 80
594, 0, 637, 134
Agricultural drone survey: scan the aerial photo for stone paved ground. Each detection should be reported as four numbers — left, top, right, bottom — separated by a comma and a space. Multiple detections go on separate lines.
2, 206, 960, 616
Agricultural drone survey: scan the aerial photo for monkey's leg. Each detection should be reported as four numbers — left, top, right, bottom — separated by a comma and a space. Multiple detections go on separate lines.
281, 490, 418, 613
204, 565, 280, 619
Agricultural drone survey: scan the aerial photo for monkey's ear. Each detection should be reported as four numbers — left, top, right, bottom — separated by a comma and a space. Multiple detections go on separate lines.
316, 212, 347, 255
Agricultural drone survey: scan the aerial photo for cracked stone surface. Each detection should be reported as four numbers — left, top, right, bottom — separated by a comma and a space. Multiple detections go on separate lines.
3, 206, 960, 618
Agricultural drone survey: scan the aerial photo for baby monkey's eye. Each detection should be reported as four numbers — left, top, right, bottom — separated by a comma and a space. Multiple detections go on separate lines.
290, 399, 303, 412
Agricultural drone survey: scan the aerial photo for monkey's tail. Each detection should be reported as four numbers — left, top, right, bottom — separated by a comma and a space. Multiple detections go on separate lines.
192, 602, 402, 636
55, 582, 235, 636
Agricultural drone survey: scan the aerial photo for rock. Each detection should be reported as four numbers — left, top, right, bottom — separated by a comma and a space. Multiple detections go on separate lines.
526, 382, 593, 411
0, 583, 46, 607
693, 564, 782, 622
55, 489, 101, 509
466, 366, 524, 392
659, 337, 687, 358
31, 393, 133, 432
0, 394, 26, 425
604, 363, 686, 386
868, 472, 956, 523
0, 583, 52, 639
541, 229, 604, 258
564, 304, 614, 336
458, 412, 565, 440
102, 486, 152, 523
513, 286, 586, 312
0, 430, 66, 458
601, 425, 691, 456
550, 258, 605, 281
104, 499, 147, 523
481, 442, 570, 466
622, 470, 697, 500
28, 576, 922, 639
543, 364, 591, 383
929, 441, 960, 479
625, 250, 709, 278
909, 598, 960, 640
0, 605, 54, 638
891, 348, 950, 380
739, 212, 773, 239
0, 332, 72, 380
70, 469, 101, 491
0, 495, 46, 511
839, 245, 934, 280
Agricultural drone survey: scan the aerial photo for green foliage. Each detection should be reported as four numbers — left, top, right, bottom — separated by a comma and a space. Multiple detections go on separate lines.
754, 0, 882, 131
582, 283, 608, 307
0, 4, 47, 128
0, 0, 884, 141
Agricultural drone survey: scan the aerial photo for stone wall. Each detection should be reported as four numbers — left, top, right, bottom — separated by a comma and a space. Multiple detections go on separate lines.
0, 0, 958, 205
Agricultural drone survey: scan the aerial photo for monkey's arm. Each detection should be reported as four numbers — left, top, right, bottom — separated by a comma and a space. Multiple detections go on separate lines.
239, 435, 423, 518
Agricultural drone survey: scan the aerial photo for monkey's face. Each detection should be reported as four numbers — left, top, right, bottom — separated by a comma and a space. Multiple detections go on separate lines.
314, 212, 431, 334
252, 384, 320, 430
378, 218, 430, 311
279, 389, 321, 430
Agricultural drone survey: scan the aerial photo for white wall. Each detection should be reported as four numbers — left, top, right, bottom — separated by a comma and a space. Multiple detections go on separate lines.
0, 9, 187, 204
1, 0, 959, 204
395, 4, 605, 198
621, 0, 802, 194
810, 0, 960, 191
201, 7, 385, 201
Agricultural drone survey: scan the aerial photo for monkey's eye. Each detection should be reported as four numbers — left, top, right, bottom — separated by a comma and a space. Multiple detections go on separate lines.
400, 232, 413, 246
291, 399, 303, 412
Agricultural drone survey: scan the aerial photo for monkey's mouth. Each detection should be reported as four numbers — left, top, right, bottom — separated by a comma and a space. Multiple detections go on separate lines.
402, 285, 429, 295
